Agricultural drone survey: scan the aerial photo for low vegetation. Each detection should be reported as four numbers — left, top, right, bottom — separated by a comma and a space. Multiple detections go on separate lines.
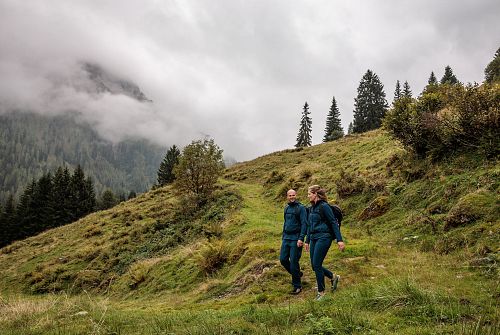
0, 127, 498, 334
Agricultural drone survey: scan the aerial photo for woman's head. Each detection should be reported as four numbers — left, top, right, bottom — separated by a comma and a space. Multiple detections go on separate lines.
307, 185, 327, 203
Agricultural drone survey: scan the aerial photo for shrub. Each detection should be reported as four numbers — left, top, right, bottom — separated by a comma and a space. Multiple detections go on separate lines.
384, 84, 500, 158
194, 240, 230, 275
335, 169, 365, 198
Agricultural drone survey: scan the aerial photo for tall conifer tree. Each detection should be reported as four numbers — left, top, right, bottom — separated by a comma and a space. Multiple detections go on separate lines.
428, 71, 438, 85
296, 102, 312, 147
323, 96, 343, 142
352, 70, 388, 133
157, 145, 181, 186
393, 80, 401, 104
402, 81, 412, 98
53, 166, 72, 225
440, 65, 460, 85
484, 47, 500, 83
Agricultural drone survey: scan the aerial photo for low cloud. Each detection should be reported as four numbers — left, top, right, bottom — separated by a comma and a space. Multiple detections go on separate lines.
0, 0, 498, 161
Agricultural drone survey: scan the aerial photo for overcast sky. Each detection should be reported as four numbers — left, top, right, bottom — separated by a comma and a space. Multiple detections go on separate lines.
0, 0, 498, 161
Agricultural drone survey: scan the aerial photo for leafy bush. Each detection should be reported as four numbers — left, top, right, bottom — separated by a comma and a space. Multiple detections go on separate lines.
384, 84, 500, 158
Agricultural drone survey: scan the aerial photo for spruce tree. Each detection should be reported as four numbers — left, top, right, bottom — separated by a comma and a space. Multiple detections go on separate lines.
348, 122, 353, 135
440, 65, 460, 85
31, 172, 55, 232
157, 145, 180, 186
428, 71, 438, 85
323, 96, 344, 142
16, 180, 36, 240
352, 70, 388, 133
393, 80, 401, 104
99, 189, 118, 210
53, 166, 72, 225
296, 102, 312, 147
69, 165, 95, 220
402, 81, 412, 99
484, 47, 500, 83
128, 190, 137, 199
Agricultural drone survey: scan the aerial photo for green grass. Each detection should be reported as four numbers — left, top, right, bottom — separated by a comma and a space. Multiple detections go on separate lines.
0, 129, 498, 334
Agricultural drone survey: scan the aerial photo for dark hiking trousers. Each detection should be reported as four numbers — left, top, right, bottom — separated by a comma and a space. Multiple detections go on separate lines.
310, 236, 333, 292
280, 239, 303, 289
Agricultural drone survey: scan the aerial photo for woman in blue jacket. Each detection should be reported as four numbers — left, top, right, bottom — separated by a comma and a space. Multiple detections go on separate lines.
305, 185, 345, 300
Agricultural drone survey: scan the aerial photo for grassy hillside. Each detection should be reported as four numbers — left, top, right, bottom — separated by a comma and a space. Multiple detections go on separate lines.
0, 130, 498, 334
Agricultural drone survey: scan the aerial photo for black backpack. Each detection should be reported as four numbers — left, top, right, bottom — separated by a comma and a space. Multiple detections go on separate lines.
319, 203, 343, 227
318, 203, 343, 238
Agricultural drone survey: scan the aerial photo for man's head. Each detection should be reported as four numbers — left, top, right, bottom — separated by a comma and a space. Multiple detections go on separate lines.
287, 189, 297, 203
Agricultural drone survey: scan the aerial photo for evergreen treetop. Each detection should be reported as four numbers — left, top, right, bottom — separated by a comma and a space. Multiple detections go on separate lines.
440, 65, 460, 85
428, 71, 438, 85
393, 80, 401, 104
157, 145, 181, 186
296, 102, 312, 147
323, 96, 344, 142
352, 70, 388, 134
402, 81, 412, 99
484, 47, 500, 83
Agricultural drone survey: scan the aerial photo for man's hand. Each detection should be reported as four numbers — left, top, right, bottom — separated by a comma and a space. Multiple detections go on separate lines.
297, 240, 304, 248
304, 243, 309, 252
337, 241, 345, 252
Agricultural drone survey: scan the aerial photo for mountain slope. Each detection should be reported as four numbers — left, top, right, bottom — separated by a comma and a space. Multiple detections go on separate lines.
0, 130, 498, 334
0, 111, 164, 201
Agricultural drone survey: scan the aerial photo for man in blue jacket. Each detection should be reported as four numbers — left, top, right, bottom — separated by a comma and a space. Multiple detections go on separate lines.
280, 189, 308, 294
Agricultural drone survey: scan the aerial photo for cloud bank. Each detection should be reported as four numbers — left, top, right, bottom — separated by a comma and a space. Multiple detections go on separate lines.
0, 0, 498, 160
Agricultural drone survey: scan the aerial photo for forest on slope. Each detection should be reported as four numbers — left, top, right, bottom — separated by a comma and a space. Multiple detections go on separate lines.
0, 111, 165, 203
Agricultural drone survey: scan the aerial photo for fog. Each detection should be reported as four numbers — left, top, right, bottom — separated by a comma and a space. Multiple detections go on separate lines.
1, 0, 498, 161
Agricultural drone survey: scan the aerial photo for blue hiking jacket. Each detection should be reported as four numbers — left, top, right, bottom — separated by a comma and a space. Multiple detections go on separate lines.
306, 200, 343, 243
282, 201, 308, 241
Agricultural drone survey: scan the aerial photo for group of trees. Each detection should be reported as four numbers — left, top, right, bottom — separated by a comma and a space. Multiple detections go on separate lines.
0, 165, 95, 247
385, 48, 499, 158
157, 139, 225, 208
0, 164, 137, 247
295, 97, 344, 148
295, 68, 388, 147
296, 46, 499, 153
0, 112, 164, 204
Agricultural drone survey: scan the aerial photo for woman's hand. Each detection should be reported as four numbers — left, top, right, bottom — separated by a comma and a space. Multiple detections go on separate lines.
337, 241, 345, 252
297, 240, 304, 248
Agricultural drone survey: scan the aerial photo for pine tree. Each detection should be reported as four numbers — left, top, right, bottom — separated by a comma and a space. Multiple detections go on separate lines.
157, 145, 180, 186
127, 190, 137, 199
69, 165, 95, 220
323, 96, 344, 142
352, 70, 388, 133
296, 102, 312, 147
428, 71, 438, 85
53, 166, 72, 225
348, 122, 353, 135
99, 189, 118, 210
393, 80, 401, 104
16, 180, 37, 240
484, 47, 500, 83
31, 172, 55, 232
402, 81, 412, 98
440, 65, 460, 85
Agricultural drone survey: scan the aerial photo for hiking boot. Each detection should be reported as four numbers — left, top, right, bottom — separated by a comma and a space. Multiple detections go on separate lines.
290, 287, 302, 295
315, 292, 325, 301
331, 274, 340, 292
